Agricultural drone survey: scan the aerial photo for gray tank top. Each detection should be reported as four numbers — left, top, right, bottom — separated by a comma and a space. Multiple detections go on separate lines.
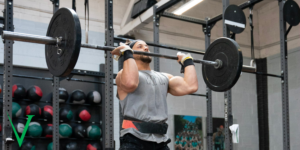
118, 70, 169, 143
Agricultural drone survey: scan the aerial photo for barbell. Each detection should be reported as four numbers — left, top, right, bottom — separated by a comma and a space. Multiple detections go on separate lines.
1, 7, 256, 92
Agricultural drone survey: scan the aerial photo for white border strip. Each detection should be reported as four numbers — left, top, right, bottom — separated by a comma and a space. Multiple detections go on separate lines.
225, 20, 245, 28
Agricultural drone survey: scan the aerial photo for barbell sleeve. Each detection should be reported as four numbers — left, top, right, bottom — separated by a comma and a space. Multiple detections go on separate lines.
2, 31, 57, 45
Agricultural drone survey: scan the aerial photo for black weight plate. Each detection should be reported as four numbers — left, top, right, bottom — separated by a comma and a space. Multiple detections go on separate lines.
284, 0, 300, 26
45, 8, 82, 77
224, 5, 246, 34
202, 37, 243, 92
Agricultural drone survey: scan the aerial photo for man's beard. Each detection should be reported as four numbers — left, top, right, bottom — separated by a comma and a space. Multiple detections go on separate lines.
137, 55, 152, 63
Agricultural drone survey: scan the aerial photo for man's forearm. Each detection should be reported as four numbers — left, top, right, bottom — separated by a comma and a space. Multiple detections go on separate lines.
183, 65, 198, 89
121, 58, 139, 85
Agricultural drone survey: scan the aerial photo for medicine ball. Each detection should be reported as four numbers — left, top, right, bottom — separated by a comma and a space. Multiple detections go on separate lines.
86, 142, 101, 150
27, 122, 42, 137
86, 91, 101, 104
59, 88, 69, 103
13, 120, 25, 134
70, 90, 86, 104
0, 123, 2, 133
77, 107, 91, 122
59, 123, 72, 138
43, 124, 53, 138
12, 102, 22, 118
65, 142, 78, 150
26, 104, 41, 120
47, 142, 53, 150
73, 124, 86, 138
87, 125, 101, 140
27, 86, 43, 101
42, 105, 53, 120
12, 84, 26, 100
20, 140, 35, 150
59, 107, 73, 121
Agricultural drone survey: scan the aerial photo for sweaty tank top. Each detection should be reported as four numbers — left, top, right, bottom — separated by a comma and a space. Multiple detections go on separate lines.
118, 70, 169, 143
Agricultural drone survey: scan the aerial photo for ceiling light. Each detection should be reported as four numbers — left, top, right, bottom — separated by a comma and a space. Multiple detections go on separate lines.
173, 0, 203, 15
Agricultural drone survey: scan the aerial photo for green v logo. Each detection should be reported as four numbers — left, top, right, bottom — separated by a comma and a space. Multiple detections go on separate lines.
7, 112, 34, 147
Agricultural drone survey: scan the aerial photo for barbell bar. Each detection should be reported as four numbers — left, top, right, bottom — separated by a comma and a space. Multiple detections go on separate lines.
2, 31, 255, 72
0, 7, 257, 92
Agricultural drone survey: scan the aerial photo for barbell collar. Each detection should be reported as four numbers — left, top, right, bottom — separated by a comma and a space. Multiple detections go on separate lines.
2, 31, 57, 45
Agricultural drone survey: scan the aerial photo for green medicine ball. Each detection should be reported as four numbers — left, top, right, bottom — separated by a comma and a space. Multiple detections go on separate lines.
27, 122, 42, 137
12, 102, 22, 118
59, 123, 72, 138
87, 125, 101, 140
47, 142, 52, 150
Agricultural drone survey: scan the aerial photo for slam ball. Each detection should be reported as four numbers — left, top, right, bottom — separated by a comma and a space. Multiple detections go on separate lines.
73, 124, 86, 138
20, 140, 36, 150
86, 91, 101, 104
42, 105, 53, 120
59, 107, 73, 121
65, 142, 78, 150
12, 102, 22, 118
43, 124, 53, 138
47, 142, 53, 150
27, 122, 42, 138
77, 107, 91, 122
59, 88, 69, 103
12, 84, 26, 100
26, 104, 41, 120
70, 90, 86, 104
27, 86, 43, 101
87, 142, 101, 150
59, 123, 73, 138
87, 125, 101, 140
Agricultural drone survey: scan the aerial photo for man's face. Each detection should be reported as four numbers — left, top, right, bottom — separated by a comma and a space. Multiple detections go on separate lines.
132, 41, 152, 63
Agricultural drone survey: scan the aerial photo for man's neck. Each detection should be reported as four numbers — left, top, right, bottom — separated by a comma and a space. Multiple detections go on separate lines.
136, 60, 151, 71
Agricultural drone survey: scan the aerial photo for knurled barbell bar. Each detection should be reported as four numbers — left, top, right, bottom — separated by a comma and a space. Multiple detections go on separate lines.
1, 7, 255, 92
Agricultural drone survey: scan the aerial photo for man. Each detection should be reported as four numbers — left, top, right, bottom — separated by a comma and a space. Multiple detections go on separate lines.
111, 40, 198, 150
213, 125, 225, 150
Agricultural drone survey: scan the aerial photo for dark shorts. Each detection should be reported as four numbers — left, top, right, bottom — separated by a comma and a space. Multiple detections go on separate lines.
120, 134, 171, 150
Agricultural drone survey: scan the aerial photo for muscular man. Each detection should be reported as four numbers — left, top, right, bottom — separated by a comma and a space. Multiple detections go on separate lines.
112, 40, 198, 150
213, 125, 225, 150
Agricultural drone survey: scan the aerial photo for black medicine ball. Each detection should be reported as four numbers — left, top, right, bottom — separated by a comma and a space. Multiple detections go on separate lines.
73, 124, 86, 138
87, 142, 101, 150
65, 142, 78, 150
42, 105, 53, 120
70, 90, 86, 104
20, 140, 35, 150
26, 104, 41, 120
27, 86, 43, 101
59, 88, 69, 103
59, 107, 73, 121
12, 84, 26, 100
76, 107, 91, 122
43, 124, 53, 138
86, 91, 101, 104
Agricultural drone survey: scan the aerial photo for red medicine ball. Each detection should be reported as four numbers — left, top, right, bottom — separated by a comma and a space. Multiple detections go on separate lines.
43, 105, 53, 120
27, 86, 43, 101
12, 84, 27, 100
26, 104, 41, 120
77, 107, 91, 122
86, 142, 101, 150
0, 123, 2, 132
